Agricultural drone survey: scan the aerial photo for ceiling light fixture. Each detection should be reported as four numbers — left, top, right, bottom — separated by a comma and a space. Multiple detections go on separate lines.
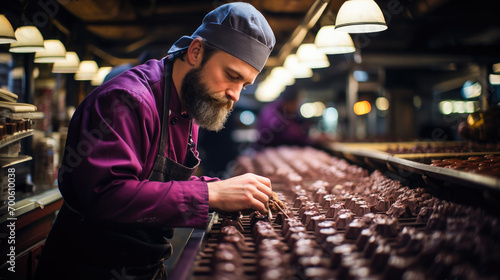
315, 25, 356, 54
296, 43, 330, 69
34, 40, 67, 63
52, 52, 80, 73
91, 67, 113, 86
335, 0, 387, 33
284, 54, 313, 79
0, 14, 16, 44
9, 26, 45, 53
75, 60, 98, 81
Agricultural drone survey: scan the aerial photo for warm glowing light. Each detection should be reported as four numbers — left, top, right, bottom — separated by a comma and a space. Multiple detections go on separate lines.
315, 25, 355, 54
335, 0, 387, 33
375, 97, 389, 111
9, 26, 44, 53
0, 15, 16, 44
270, 67, 295, 86
489, 74, 500, 85
296, 44, 330, 69
91, 67, 113, 86
34, 40, 66, 63
353, 101, 371, 115
313, 102, 326, 117
52, 52, 80, 73
284, 54, 313, 79
439, 101, 453, 115
300, 103, 316, 118
75, 60, 99, 81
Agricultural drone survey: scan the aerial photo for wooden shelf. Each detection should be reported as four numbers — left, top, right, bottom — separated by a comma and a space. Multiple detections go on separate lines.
0, 155, 32, 168
0, 130, 34, 149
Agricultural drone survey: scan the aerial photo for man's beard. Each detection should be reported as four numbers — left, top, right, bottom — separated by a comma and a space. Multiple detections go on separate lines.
181, 65, 233, 132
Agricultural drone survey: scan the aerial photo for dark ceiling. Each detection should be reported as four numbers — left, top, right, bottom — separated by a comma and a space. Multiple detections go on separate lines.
2, 0, 500, 88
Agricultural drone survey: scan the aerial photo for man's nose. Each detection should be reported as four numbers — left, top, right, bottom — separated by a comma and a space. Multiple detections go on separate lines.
226, 87, 241, 102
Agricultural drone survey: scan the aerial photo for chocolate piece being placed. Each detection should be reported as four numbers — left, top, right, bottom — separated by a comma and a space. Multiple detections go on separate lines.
269, 191, 286, 212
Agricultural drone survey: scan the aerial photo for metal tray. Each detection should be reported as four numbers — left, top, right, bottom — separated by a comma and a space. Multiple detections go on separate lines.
328, 142, 500, 192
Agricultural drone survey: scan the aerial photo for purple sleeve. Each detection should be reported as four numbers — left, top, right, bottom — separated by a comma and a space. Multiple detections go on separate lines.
59, 90, 209, 228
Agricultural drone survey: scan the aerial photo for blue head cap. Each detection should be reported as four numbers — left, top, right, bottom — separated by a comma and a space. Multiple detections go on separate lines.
168, 2, 275, 72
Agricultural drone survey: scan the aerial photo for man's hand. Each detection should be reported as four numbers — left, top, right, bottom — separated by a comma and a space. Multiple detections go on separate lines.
207, 173, 272, 214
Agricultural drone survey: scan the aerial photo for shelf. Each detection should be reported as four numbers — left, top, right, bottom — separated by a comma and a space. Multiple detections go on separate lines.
0, 155, 32, 168
3, 111, 45, 120
0, 188, 62, 223
0, 129, 34, 149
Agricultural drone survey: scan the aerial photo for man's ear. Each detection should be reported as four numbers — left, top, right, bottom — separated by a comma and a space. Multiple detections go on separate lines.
187, 38, 203, 66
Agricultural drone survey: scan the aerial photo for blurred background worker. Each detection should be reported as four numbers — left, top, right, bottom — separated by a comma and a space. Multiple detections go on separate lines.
257, 85, 329, 148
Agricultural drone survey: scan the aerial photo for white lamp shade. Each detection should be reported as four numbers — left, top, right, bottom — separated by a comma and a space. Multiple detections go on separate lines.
284, 54, 313, 79
34, 40, 67, 63
75, 60, 99, 80
91, 67, 113, 86
315, 25, 356, 54
335, 0, 387, 33
10, 26, 45, 53
296, 43, 330, 69
270, 67, 295, 86
0, 15, 16, 44
52, 52, 81, 73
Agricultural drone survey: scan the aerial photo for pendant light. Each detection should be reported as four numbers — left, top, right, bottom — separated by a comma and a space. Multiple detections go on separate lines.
75, 60, 98, 81
91, 67, 113, 86
0, 14, 16, 44
52, 52, 80, 73
335, 0, 387, 33
9, 26, 45, 53
34, 39, 67, 63
315, 25, 356, 54
284, 54, 313, 79
296, 43, 330, 69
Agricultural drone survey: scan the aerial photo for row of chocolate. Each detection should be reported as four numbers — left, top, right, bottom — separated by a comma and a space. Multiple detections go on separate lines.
226, 146, 500, 279
430, 154, 500, 177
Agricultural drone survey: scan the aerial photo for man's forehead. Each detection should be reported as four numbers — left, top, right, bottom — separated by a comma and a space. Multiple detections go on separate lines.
210, 51, 259, 81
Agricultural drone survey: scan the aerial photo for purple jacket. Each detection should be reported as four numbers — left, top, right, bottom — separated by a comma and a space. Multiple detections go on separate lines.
58, 58, 217, 229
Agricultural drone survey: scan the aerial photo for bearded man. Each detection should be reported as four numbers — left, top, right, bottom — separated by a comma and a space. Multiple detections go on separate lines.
34, 3, 275, 279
